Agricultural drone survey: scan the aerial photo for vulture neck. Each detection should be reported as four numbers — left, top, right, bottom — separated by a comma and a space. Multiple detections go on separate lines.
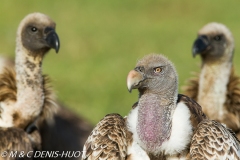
14, 41, 44, 128
137, 91, 177, 154
198, 59, 232, 121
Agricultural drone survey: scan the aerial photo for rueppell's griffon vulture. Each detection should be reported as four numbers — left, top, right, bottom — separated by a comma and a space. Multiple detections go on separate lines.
82, 54, 240, 160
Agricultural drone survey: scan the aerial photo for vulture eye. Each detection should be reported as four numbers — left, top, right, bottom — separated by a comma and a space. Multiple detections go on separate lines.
31, 27, 38, 32
214, 35, 221, 41
154, 67, 162, 73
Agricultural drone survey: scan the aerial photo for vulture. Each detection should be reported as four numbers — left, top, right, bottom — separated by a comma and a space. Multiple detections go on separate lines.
183, 22, 240, 139
0, 12, 60, 129
82, 54, 240, 160
0, 12, 59, 159
0, 14, 92, 159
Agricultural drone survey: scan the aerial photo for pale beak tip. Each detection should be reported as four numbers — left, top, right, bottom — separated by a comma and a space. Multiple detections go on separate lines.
127, 80, 132, 93
128, 87, 132, 93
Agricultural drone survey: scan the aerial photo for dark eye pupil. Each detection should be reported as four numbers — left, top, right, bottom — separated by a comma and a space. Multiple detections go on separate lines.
31, 27, 37, 32
214, 36, 221, 41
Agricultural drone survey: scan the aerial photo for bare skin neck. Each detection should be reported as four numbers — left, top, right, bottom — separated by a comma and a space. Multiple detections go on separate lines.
137, 90, 177, 154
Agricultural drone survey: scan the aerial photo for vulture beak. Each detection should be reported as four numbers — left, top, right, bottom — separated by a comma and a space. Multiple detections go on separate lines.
127, 70, 144, 93
45, 28, 60, 53
192, 35, 209, 57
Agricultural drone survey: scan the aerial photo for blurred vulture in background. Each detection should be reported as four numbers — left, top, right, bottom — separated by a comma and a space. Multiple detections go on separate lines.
0, 12, 60, 129
0, 12, 60, 159
183, 22, 240, 139
0, 12, 92, 159
82, 54, 240, 160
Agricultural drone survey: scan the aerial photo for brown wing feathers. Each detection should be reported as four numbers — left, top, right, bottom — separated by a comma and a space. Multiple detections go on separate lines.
177, 94, 207, 130
82, 114, 131, 160
0, 126, 41, 159
0, 67, 17, 102
190, 120, 240, 160
178, 95, 240, 159
225, 67, 240, 135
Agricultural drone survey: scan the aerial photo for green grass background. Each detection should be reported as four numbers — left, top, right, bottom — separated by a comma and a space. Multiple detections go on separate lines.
0, 1, 240, 124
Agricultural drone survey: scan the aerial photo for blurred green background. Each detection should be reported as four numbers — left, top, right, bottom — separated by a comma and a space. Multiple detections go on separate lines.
0, 1, 240, 124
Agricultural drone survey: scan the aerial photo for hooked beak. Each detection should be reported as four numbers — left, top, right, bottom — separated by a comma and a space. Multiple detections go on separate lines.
127, 70, 144, 93
192, 35, 209, 57
45, 30, 60, 53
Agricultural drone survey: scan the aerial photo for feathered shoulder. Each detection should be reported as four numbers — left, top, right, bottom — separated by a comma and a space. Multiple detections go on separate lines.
225, 67, 240, 114
223, 67, 240, 137
82, 113, 132, 160
181, 72, 199, 101
0, 65, 58, 123
190, 119, 240, 159
177, 94, 207, 130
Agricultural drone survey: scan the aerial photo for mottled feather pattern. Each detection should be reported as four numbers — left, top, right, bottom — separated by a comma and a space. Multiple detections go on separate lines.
0, 127, 41, 160
82, 114, 132, 160
0, 66, 58, 125
190, 120, 240, 160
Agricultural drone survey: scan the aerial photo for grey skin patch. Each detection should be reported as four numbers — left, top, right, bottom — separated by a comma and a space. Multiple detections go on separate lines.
137, 93, 173, 153
21, 24, 51, 55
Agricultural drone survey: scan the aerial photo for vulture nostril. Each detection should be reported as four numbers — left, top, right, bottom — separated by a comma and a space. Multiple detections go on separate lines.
44, 27, 54, 34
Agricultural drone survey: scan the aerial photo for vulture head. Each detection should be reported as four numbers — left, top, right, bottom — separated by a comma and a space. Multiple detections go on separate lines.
127, 54, 179, 154
192, 22, 234, 64
127, 54, 178, 97
17, 12, 60, 56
